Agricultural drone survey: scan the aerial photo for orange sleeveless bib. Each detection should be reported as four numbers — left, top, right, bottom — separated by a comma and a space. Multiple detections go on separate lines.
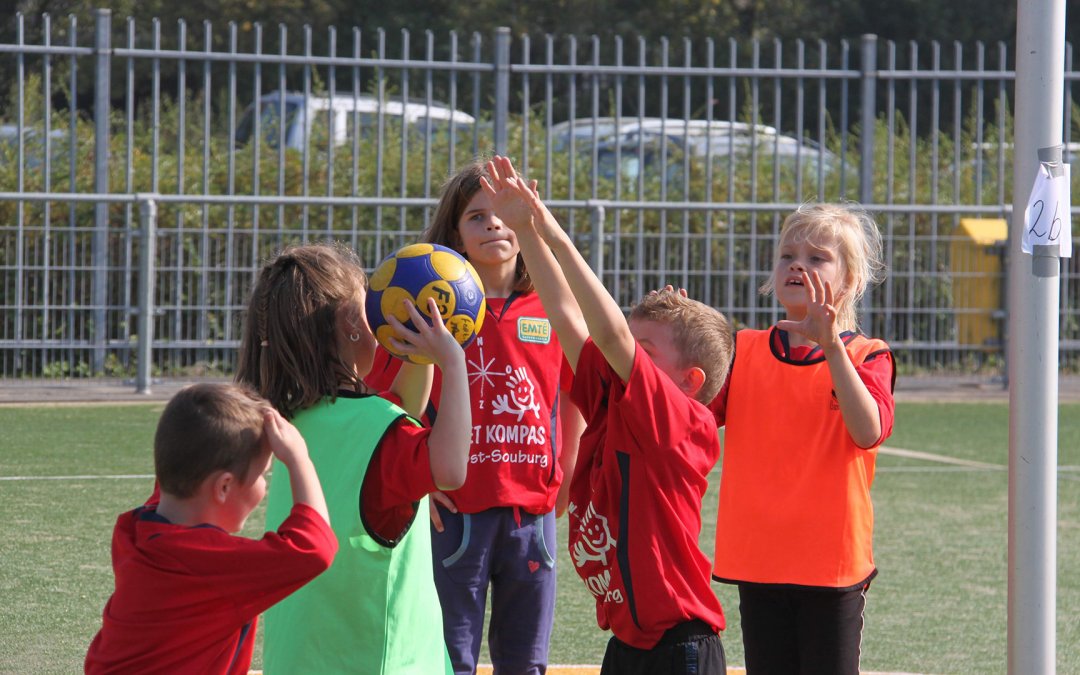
713, 329, 889, 589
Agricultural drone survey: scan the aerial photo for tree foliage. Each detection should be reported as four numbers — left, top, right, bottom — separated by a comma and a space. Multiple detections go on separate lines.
8, 0, 1069, 47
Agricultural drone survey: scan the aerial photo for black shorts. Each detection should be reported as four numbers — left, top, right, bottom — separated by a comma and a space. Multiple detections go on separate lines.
738, 583, 869, 675
600, 619, 726, 675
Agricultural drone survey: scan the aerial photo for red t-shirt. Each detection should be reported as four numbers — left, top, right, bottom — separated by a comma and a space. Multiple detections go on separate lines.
567, 339, 725, 649
85, 500, 336, 674
367, 291, 572, 514
709, 329, 895, 446
360, 390, 437, 542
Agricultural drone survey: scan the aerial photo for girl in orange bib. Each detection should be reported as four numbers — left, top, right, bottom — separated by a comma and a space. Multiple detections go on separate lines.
710, 202, 896, 675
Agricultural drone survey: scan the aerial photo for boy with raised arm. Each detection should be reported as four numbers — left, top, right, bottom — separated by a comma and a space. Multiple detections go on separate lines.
86, 383, 336, 674
481, 156, 733, 675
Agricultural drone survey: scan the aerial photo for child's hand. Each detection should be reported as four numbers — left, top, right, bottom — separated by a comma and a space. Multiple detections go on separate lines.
265, 406, 331, 525
386, 298, 465, 370
428, 490, 458, 533
263, 408, 310, 468
648, 285, 688, 298
481, 156, 537, 234
483, 155, 567, 247
776, 270, 843, 349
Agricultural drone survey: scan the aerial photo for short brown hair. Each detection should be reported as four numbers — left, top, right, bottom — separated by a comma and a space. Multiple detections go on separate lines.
424, 159, 533, 293
154, 383, 269, 498
629, 290, 733, 404
235, 242, 367, 417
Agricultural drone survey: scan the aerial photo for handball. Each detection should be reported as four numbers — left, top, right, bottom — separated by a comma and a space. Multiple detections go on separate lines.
365, 243, 486, 364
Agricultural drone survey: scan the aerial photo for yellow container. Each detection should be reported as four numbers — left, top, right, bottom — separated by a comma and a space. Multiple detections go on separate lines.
951, 218, 1007, 347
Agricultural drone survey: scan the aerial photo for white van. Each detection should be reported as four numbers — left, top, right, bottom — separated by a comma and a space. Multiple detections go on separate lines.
235, 90, 476, 150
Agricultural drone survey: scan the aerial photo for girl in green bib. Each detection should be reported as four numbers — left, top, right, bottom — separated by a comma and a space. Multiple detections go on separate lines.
236, 242, 471, 674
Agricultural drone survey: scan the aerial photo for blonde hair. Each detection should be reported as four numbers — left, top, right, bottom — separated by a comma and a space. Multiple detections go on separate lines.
761, 202, 885, 331
629, 290, 733, 404
235, 242, 368, 418
424, 159, 533, 293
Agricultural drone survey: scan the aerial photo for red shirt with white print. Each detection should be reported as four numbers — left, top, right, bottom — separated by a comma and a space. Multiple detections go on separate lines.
567, 338, 725, 649
366, 291, 571, 515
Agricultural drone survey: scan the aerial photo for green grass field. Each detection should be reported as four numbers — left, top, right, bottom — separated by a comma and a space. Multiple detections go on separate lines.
1, 401, 1078, 674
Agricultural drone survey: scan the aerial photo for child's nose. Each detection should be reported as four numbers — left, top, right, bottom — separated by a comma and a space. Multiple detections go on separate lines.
488, 215, 504, 230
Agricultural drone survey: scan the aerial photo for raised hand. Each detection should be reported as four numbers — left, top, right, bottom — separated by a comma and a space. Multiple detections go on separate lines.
481, 156, 535, 232
386, 297, 465, 369
647, 285, 688, 298
263, 407, 310, 467
264, 407, 331, 523
776, 269, 842, 348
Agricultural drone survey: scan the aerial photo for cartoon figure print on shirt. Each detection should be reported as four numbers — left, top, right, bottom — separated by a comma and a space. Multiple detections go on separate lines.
569, 501, 624, 604
467, 335, 550, 466
493, 366, 541, 420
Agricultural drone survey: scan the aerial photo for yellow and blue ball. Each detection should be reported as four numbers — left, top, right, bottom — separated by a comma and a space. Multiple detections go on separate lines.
365, 243, 486, 364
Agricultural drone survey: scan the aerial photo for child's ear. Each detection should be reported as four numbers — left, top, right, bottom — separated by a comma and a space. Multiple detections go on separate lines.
683, 366, 706, 399
209, 470, 235, 505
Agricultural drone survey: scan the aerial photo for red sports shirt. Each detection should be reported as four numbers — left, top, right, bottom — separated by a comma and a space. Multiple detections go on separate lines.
85, 500, 336, 674
367, 291, 570, 514
567, 339, 725, 649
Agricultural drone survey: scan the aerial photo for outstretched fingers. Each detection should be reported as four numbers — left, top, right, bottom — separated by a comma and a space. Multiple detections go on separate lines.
386, 298, 461, 365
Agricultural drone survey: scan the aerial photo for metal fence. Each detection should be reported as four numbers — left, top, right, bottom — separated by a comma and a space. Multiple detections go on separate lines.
1, 9, 1078, 384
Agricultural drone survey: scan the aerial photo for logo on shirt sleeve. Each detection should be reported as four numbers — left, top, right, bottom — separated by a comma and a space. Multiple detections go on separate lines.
517, 317, 551, 344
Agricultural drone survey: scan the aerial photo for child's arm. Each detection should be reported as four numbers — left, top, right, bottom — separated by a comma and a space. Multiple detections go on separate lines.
482, 156, 588, 368
386, 298, 470, 490
777, 270, 882, 447
388, 361, 434, 420
483, 156, 636, 378
554, 394, 584, 517
263, 408, 331, 525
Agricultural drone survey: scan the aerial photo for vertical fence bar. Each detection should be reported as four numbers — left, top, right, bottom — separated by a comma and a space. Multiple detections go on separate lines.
493, 27, 511, 156
859, 34, 878, 205
589, 203, 606, 274
399, 29, 410, 236
123, 18, 136, 366
66, 14, 78, 374
136, 197, 158, 394
42, 14, 53, 368
14, 14, 25, 374
859, 34, 878, 330
92, 8, 112, 374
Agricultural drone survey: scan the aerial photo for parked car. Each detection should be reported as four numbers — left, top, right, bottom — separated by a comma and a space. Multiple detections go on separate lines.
235, 90, 477, 150
0, 124, 74, 170
550, 116, 844, 182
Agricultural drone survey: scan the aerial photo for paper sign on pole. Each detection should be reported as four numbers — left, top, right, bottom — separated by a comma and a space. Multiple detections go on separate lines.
1022, 162, 1072, 257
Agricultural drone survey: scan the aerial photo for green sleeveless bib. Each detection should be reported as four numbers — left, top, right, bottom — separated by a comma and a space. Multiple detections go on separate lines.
262, 394, 451, 674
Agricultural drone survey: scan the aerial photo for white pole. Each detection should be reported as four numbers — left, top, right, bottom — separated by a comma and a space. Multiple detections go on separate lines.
1008, 0, 1065, 672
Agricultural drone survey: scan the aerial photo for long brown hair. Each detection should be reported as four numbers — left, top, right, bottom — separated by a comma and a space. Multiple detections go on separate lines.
424, 159, 533, 293
235, 242, 367, 418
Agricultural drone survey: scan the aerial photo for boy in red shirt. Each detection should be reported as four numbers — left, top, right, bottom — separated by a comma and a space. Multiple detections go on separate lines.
481, 156, 733, 675
85, 383, 337, 674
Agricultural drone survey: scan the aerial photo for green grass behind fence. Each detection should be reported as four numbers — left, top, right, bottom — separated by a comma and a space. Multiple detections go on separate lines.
1, 401, 1078, 674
